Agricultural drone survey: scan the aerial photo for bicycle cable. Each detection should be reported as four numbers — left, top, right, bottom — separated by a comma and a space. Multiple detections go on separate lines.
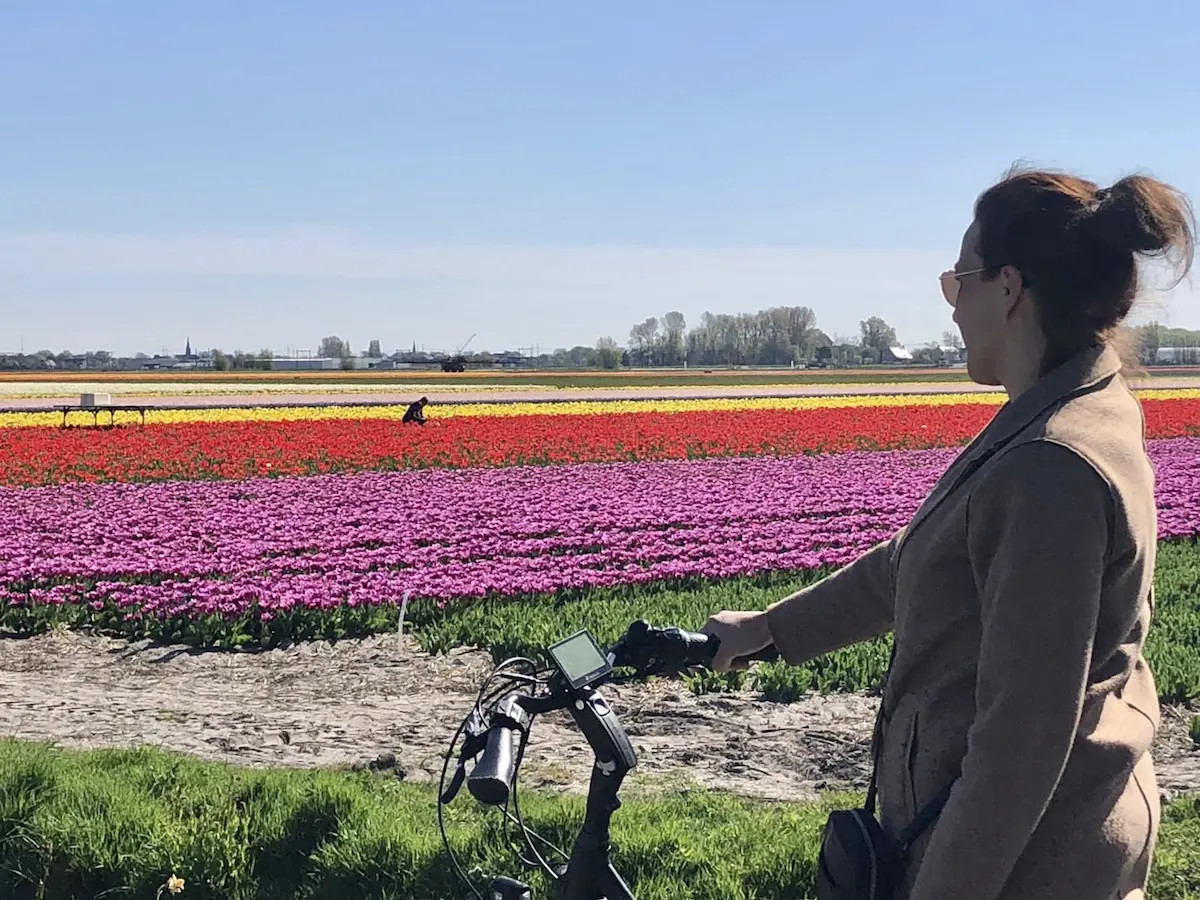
440, 655, 551, 899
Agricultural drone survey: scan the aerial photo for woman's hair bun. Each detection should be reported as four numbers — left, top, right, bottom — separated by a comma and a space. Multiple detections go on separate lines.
1085, 175, 1195, 258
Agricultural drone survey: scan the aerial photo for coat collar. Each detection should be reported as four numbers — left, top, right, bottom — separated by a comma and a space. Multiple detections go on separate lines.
972, 340, 1123, 457
891, 341, 1124, 564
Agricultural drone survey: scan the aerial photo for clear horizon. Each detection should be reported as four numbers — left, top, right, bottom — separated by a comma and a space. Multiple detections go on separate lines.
3, 2, 1199, 357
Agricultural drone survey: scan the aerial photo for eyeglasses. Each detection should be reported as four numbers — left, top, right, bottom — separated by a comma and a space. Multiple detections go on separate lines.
939, 267, 986, 307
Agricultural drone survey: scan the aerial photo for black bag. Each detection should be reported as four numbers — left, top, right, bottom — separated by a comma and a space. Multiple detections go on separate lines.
816, 647, 954, 900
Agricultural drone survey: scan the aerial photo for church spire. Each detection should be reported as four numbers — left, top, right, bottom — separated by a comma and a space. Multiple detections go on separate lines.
185, 337, 192, 357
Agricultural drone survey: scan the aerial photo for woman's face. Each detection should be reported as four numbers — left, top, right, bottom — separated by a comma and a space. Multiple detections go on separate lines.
944, 221, 1013, 386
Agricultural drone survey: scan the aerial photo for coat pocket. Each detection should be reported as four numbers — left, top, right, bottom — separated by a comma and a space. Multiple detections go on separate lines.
904, 711, 921, 822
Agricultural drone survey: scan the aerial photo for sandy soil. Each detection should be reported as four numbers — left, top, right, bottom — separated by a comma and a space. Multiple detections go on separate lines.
2, 631, 1196, 803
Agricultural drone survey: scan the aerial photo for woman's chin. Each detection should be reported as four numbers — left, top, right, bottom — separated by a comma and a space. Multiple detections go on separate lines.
966, 360, 1001, 387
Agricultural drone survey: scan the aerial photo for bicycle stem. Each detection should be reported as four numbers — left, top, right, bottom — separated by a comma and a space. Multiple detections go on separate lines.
514, 683, 639, 900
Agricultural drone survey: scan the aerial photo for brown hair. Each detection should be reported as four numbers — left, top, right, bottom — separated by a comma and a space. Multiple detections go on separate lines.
973, 164, 1195, 373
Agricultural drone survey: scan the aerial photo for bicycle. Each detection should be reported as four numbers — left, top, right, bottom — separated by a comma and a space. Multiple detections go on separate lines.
438, 619, 779, 900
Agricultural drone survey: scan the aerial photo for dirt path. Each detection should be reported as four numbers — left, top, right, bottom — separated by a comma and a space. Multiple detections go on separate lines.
2, 632, 1196, 803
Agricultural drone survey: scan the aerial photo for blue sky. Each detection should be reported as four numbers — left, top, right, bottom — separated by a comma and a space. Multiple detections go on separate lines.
2, 1, 1198, 357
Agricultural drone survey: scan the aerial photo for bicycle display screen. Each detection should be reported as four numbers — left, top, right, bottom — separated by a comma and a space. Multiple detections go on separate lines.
547, 630, 612, 691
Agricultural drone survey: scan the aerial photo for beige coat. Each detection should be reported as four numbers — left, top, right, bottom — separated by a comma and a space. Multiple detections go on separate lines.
766, 343, 1161, 900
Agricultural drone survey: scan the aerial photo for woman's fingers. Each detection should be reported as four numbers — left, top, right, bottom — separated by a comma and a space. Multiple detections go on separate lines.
703, 610, 772, 672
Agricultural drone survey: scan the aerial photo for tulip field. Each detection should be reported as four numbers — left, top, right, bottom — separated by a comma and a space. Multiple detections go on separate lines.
3, 384, 1200, 704
3, 391, 1200, 486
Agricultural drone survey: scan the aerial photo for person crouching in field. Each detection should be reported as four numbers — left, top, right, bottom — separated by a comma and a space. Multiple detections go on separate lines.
403, 397, 429, 425
706, 164, 1195, 900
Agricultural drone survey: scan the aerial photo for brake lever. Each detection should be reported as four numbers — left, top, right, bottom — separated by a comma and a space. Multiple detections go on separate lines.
440, 762, 468, 805
440, 706, 490, 805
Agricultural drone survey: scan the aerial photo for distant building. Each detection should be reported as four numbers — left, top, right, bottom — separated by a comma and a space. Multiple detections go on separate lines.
495, 352, 530, 369
883, 345, 914, 363
271, 357, 342, 371
1157, 346, 1200, 365
138, 355, 181, 370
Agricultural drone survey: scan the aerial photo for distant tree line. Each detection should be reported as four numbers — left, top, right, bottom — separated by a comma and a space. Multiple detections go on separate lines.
583, 311, 1199, 371
210, 349, 275, 372
0, 349, 116, 370
603, 307, 910, 369
5, 315, 1200, 372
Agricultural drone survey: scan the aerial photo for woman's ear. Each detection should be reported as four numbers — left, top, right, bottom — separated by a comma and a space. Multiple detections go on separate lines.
999, 264, 1025, 316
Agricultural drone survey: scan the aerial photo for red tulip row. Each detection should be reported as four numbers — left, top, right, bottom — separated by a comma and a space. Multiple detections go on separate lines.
2, 399, 1199, 488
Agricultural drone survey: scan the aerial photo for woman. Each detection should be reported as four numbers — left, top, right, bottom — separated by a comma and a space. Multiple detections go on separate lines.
704, 166, 1195, 900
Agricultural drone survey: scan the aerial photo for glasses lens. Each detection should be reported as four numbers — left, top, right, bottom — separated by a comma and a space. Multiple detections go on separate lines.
940, 271, 958, 307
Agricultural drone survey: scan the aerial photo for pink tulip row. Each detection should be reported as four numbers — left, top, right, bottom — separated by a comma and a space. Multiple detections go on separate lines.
2, 439, 1198, 619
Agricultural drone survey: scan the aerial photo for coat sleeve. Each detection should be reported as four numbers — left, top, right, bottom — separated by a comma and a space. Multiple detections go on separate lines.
906, 440, 1113, 900
764, 534, 899, 665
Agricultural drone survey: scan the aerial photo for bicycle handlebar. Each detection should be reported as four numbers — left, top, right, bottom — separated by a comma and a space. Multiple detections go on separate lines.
442, 618, 780, 900
462, 620, 779, 809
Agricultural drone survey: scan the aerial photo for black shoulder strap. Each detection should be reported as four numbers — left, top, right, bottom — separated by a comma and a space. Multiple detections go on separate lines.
862, 641, 895, 816
898, 781, 955, 851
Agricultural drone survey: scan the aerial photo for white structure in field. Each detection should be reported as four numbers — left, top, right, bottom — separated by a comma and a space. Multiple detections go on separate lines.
1157, 346, 1200, 365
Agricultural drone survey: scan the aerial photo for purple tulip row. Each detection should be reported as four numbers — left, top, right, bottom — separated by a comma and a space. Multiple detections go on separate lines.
2, 438, 1199, 619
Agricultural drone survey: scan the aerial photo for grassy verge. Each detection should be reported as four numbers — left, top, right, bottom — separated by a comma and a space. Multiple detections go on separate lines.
409, 538, 1200, 704
0, 740, 1197, 900
5, 539, 1200, 706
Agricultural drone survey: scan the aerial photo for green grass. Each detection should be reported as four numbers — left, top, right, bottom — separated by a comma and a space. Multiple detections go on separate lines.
405, 566, 895, 698
6, 538, 1200, 706
0, 740, 1196, 900
409, 538, 1200, 705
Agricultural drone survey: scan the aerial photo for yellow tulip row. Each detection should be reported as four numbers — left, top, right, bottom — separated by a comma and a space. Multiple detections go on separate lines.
3, 388, 1198, 429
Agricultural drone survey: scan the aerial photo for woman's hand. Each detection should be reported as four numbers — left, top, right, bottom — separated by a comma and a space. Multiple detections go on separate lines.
702, 610, 774, 672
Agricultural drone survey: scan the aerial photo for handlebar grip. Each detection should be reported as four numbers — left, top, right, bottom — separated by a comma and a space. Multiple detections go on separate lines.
611, 620, 781, 671
468, 725, 518, 806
